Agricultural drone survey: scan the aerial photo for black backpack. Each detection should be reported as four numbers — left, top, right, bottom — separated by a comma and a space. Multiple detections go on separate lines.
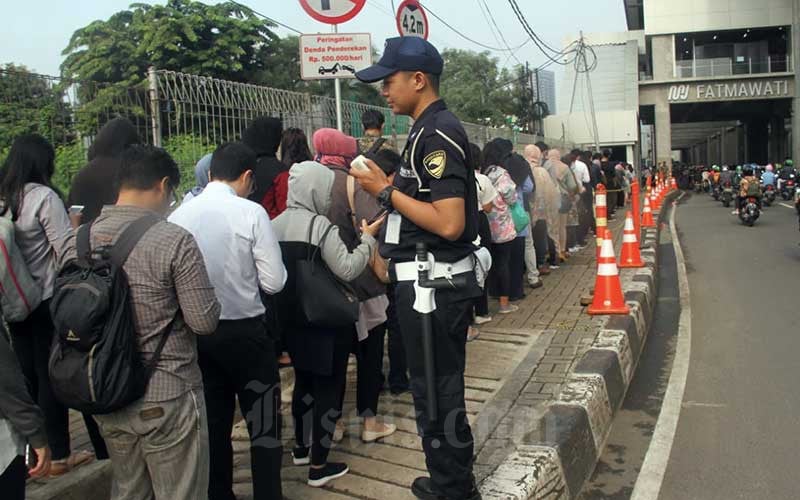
48, 215, 173, 414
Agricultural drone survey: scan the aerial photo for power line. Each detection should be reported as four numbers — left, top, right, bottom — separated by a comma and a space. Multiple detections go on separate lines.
418, 1, 529, 52
479, 0, 523, 66
229, 0, 303, 34
506, 0, 579, 66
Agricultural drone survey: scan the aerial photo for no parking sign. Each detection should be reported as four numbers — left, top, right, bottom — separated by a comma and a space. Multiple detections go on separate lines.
298, 0, 367, 25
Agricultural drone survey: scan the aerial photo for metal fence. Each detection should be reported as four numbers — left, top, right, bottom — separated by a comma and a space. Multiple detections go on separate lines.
1, 66, 571, 194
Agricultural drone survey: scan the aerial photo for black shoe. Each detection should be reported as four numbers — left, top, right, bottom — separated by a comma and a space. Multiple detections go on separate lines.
292, 446, 310, 466
308, 462, 349, 487
411, 477, 482, 500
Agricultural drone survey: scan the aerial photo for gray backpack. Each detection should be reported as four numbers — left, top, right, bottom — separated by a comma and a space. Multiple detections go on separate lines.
0, 215, 42, 322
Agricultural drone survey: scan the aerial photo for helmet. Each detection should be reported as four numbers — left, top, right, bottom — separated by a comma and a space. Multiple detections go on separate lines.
722, 165, 729, 171
743, 167, 753, 176
786, 159, 794, 167
736, 165, 742, 174
766, 163, 774, 172
712, 165, 720, 171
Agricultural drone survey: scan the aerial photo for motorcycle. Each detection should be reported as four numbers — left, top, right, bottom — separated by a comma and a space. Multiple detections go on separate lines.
712, 184, 721, 201
763, 184, 776, 206
721, 182, 734, 208
780, 175, 796, 200
739, 197, 760, 226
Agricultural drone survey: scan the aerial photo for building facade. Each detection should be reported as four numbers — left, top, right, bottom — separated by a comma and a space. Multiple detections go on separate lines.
533, 69, 557, 115
547, 0, 798, 168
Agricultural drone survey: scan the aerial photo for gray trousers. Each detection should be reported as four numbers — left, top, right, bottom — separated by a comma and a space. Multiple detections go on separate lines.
95, 389, 209, 500
524, 231, 540, 284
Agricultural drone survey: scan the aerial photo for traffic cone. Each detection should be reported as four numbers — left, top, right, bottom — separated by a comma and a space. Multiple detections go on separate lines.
642, 195, 655, 228
652, 185, 662, 211
618, 211, 645, 268
588, 231, 630, 315
594, 184, 608, 261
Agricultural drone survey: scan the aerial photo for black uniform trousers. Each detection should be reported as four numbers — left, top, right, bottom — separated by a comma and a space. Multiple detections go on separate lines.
198, 316, 282, 500
393, 274, 481, 499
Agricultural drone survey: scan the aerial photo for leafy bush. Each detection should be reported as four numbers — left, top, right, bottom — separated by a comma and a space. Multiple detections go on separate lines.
162, 134, 215, 195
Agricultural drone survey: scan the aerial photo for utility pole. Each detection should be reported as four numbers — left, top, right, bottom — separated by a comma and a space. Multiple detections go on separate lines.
793, 0, 800, 162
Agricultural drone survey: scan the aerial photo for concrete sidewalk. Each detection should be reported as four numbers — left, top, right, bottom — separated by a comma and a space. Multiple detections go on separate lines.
28, 214, 629, 500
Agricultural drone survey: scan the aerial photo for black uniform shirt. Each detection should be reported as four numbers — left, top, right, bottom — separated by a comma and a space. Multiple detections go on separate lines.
379, 100, 478, 263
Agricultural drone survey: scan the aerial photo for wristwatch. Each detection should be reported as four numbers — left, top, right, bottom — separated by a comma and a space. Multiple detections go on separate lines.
378, 185, 397, 210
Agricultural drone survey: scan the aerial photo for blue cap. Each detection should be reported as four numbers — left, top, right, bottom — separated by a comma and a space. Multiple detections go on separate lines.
356, 37, 444, 83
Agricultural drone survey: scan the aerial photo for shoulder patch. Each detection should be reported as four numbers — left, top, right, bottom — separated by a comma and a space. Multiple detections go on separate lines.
424, 150, 446, 179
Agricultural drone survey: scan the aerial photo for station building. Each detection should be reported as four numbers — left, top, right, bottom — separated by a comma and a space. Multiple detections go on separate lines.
545, 0, 798, 168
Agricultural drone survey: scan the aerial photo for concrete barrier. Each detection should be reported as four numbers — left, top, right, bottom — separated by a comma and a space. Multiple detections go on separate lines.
480, 191, 679, 499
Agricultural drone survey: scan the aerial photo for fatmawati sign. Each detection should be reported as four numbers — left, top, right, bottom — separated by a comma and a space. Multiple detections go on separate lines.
299, 33, 373, 80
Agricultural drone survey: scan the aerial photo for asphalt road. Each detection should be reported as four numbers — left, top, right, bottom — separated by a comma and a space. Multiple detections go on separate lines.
582, 192, 800, 500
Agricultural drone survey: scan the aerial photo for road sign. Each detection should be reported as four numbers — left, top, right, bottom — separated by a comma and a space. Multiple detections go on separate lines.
298, 0, 367, 25
395, 0, 429, 39
299, 33, 372, 80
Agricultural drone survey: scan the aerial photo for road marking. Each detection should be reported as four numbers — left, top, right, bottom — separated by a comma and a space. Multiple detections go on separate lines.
682, 401, 726, 409
779, 203, 794, 209
630, 193, 692, 500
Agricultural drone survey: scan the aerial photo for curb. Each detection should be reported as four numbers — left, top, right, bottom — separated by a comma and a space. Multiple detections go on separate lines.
479, 191, 680, 500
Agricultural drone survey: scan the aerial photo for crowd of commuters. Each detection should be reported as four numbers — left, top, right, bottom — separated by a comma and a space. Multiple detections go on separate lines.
0, 34, 638, 500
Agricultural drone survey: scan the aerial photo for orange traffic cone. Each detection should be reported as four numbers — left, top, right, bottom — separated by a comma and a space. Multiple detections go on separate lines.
594, 184, 608, 261
642, 195, 655, 228
618, 211, 644, 268
588, 231, 630, 315
652, 186, 662, 211
671, 177, 677, 191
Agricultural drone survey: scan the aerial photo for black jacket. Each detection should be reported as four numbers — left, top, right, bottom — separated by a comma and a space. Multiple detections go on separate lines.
68, 118, 140, 222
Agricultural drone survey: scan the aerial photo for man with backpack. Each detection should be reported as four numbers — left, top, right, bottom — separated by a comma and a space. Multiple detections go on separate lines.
53, 145, 221, 499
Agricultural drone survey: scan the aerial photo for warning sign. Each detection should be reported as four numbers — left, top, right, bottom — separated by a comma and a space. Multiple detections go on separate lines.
299, 33, 372, 80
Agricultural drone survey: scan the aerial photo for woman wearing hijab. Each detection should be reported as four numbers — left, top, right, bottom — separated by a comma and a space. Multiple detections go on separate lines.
181, 153, 212, 204
272, 161, 384, 487
547, 148, 580, 262
482, 139, 519, 314
524, 145, 559, 274
67, 117, 140, 224
314, 128, 397, 445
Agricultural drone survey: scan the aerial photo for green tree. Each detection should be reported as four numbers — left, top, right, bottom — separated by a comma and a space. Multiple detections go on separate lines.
439, 49, 513, 126
61, 0, 279, 134
61, 0, 277, 85
0, 64, 74, 149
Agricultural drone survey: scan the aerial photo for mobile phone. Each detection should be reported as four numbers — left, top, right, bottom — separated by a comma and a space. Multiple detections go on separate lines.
68, 205, 84, 214
367, 210, 388, 225
350, 155, 370, 172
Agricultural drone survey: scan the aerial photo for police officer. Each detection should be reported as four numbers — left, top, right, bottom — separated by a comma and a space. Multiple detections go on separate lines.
351, 37, 482, 500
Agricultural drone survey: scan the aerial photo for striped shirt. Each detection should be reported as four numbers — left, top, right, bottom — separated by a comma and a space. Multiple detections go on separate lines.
58, 205, 221, 402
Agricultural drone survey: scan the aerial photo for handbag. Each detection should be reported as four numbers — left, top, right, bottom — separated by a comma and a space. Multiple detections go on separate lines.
295, 216, 359, 328
509, 201, 530, 233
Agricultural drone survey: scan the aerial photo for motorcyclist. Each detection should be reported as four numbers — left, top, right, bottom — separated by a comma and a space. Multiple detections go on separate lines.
777, 160, 795, 191
710, 165, 721, 191
719, 165, 733, 186
761, 164, 776, 187
734, 166, 761, 215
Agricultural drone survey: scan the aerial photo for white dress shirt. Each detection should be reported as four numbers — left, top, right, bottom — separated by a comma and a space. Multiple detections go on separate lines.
169, 182, 287, 320
572, 160, 591, 185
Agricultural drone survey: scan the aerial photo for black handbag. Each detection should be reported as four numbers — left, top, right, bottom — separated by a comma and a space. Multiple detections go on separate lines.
296, 216, 359, 328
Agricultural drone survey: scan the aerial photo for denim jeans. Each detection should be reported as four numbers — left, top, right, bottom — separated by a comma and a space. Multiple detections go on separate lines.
95, 389, 209, 500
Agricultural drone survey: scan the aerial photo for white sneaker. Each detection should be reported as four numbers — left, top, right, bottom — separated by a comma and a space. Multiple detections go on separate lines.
474, 315, 492, 325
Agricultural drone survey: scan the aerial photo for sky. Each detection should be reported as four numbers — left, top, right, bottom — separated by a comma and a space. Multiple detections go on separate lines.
0, 0, 626, 84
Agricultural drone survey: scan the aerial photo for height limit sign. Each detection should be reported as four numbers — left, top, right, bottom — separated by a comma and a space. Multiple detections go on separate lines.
396, 0, 429, 39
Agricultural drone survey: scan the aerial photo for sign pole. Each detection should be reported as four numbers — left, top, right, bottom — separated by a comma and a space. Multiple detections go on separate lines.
333, 24, 343, 132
